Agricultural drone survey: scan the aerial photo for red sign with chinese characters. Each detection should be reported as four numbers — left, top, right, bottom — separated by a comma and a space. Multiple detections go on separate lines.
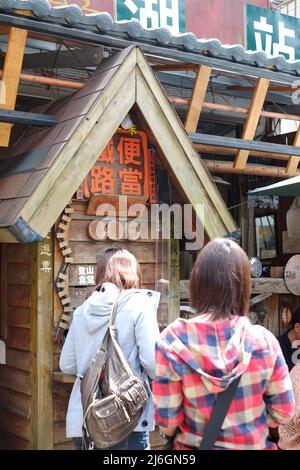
82, 129, 150, 201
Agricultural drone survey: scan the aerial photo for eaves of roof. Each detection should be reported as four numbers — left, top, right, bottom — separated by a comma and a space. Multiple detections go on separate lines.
1, 0, 300, 77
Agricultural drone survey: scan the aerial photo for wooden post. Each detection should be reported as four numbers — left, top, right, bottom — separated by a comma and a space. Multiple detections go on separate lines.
0, 27, 27, 147
286, 125, 300, 175
168, 223, 180, 323
184, 65, 211, 133
0, 245, 7, 341
31, 233, 54, 450
234, 78, 269, 169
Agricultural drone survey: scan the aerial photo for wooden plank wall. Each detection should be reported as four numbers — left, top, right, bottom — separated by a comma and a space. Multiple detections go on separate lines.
53, 200, 169, 449
0, 244, 32, 449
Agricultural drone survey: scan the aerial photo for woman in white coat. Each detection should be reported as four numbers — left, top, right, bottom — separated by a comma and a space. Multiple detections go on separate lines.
60, 247, 160, 450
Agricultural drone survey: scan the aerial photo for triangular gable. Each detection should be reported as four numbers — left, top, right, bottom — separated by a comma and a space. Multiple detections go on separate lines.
0, 46, 236, 242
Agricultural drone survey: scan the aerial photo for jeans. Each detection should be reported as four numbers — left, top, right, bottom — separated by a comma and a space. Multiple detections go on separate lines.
109, 431, 149, 450
73, 437, 83, 450
73, 431, 149, 450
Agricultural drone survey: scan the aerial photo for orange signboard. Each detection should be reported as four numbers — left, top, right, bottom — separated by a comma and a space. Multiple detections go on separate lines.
82, 129, 150, 201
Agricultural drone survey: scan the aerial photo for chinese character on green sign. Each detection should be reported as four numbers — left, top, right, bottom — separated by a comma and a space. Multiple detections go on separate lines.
116, 0, 186, 35
246, 3, 300, 60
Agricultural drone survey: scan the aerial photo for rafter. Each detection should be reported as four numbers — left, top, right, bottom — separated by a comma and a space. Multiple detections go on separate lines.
286, 125, 300, 175
234, 78, 270, 169
184, 65, 211, 133
0, 26, 27, 147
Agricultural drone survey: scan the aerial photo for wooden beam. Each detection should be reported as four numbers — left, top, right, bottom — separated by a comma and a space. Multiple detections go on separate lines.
0, 27, 27, 147
234, 78, 270, 169
31, 235, 54, 449
205, 159, 300, 178
152, 63, 198, 72
169, 96, 300, 122
0, 109, 55, 126
22, 47, 103, 69
286, 124, 300, 175
227, 85, 300, 93
52, 372, 75, 384
190, 132, 300, 157
250, 293, 272, 306
194, 144, 290, 160
0, 69, 84, 90
251, 278, 290, 294
184, 65, 211, 133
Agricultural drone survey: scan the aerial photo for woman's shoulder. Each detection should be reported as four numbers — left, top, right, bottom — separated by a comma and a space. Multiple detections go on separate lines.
250, 323, 281, 353
120, 288, 160, 311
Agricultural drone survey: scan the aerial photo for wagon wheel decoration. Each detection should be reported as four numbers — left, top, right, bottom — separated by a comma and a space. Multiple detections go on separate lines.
55, 203, 74, 348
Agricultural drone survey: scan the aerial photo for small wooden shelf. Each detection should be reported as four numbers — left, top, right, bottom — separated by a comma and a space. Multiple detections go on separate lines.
52, 371, 75, 383
251, 278, 289, 294
180, 278, 290, 299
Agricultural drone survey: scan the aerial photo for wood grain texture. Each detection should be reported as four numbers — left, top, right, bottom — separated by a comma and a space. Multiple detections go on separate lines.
234, 78, 269, 169
0, 242, 33, 449
6, 327, 30, 351
0, 430, 31, 450
7, 307, 30, 328
0, 408, 31, 441
69, 240, 164, 264
0, 368, 31, 395
0, 27, 27, 147
30, 239, 54, 449
184, 65, 211, 133
0, 387, 31, 419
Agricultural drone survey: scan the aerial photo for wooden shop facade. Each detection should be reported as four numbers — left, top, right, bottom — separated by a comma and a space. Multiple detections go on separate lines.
0, 3, 300, 450
0, 43, 235, 449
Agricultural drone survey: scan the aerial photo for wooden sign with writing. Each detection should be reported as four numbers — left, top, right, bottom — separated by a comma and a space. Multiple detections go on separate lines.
285, 255, 300, 296
80, 129, 150, 214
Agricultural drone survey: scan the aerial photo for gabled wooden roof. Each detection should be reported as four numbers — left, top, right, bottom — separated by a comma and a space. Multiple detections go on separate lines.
0, 46, 236, 243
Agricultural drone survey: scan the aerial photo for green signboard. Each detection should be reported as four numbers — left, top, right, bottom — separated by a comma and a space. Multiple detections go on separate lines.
246, 3, 300, 60
116, 0, 186, 35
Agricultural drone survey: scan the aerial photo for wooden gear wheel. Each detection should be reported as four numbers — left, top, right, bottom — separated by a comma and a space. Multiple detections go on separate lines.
55, 203, 74, 345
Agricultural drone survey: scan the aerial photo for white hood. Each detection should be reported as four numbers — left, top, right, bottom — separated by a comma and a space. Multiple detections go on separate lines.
82, 282, 120, 334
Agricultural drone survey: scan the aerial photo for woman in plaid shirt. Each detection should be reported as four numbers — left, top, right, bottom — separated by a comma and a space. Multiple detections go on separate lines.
153, 238, 295, 450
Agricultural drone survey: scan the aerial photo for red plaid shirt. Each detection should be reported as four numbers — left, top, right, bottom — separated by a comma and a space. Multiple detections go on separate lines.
153, 315, 295, 450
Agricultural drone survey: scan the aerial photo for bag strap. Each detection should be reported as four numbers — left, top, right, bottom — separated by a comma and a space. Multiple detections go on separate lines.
109, 289, 140, 326
199, 375, 241, 450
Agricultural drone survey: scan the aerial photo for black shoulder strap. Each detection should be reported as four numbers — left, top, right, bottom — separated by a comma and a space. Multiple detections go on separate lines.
199, 375, 242, 450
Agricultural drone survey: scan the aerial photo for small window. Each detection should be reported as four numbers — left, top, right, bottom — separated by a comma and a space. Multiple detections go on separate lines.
255, 215, 277, 260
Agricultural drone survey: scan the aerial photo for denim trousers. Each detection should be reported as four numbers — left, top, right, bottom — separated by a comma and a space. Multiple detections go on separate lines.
73, 431, 149, 450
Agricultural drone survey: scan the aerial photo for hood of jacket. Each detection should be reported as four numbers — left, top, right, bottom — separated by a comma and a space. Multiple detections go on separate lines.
81, 282, 161, 334
81, 282, 120, 334
162, 315, 254, 393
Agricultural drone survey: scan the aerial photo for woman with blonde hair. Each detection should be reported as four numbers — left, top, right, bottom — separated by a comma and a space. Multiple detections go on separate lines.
60, 247, 160, 450
153, 238, 295, 450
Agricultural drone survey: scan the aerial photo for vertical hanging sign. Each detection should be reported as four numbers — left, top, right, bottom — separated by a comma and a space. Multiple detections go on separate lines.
116, 0, 186, 34
246, 3, 300, 60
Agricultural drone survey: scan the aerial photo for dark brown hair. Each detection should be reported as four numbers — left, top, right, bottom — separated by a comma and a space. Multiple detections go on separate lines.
190, 238, 250, 320
95, 247, 142, 290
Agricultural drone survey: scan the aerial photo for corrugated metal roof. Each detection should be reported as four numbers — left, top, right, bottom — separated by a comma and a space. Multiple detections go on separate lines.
1, 0, 300, 76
